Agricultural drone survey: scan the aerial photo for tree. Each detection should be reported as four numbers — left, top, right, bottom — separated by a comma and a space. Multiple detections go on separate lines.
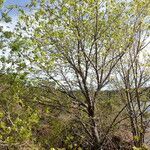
111, 19, 150, 148
10, 0, 150, 149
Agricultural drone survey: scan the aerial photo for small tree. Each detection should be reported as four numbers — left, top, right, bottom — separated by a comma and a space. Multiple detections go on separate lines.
112, 26, 150, 147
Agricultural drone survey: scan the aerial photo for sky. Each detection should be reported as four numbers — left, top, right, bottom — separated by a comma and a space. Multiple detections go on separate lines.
3, 0, 30, 17
3, 0, 30, 7
0, 0, 31, 30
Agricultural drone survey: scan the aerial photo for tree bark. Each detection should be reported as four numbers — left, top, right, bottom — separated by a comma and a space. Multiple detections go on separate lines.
88, 104, 100, 149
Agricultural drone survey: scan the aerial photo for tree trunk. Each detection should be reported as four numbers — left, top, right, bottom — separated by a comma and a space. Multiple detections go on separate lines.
88, 104, 100, 149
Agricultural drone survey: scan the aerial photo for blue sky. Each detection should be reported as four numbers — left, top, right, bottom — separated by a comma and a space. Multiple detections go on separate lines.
0, 0, 31, 30
3, 0, 30, 17
4, 0, 30, 7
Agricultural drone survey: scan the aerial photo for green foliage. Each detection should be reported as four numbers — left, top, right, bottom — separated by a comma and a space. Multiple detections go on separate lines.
1, 12, 12, 23
0, 0, 5, 8
3, 31, 12, 39
133, 145, 149, 150
0, 74, 40, 148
